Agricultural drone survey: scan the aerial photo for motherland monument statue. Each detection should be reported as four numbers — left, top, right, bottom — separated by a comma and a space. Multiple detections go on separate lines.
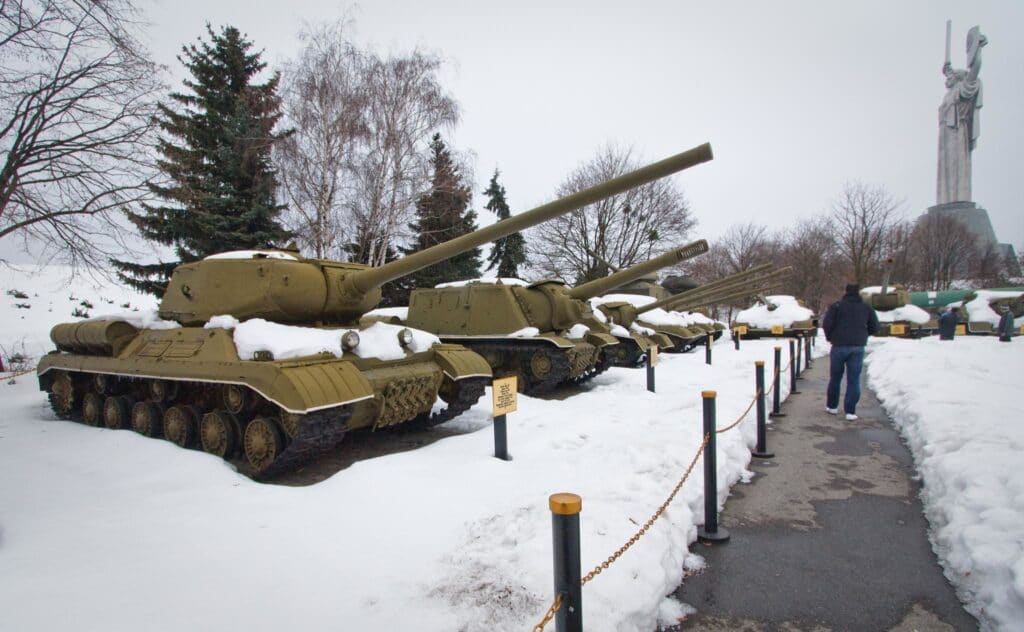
936, 22, 986, 205
927, 21, 1019, 274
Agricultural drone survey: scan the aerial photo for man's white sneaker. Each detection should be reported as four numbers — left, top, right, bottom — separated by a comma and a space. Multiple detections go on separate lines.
825, 407, 838, 415
845, 413, 858, 421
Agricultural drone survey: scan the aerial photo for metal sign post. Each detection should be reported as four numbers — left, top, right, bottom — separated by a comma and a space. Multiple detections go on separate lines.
646, 345, 658, 393
491, 376, 517, 461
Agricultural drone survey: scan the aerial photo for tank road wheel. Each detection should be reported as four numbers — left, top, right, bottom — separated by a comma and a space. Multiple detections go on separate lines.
163, 405, 199, 448
93, 373, 121, 395
280, 412, 302, 439
200, 411, 240, 458
48, 371, 79, 420
131, 401, 164, 438
149, 380, 179, 404
103, 396, 133, 430
244, 417, 284, 473
82, 392, 104, 427
529, 351, 553, 382
221, 384, 252, 415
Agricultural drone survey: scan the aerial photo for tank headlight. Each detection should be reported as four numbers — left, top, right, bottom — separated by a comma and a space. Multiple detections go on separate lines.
397, 328, 414, 347
341, 330, 360, 351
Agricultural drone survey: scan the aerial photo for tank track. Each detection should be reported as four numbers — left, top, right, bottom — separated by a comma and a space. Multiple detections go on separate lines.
465, 341, 575, 395
570, 348, 615, 385
403, 377, 488, 430
258, 406, 352, 479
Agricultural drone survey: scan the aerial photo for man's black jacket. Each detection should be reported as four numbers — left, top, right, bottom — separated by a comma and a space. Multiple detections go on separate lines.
822, 293, 880, 346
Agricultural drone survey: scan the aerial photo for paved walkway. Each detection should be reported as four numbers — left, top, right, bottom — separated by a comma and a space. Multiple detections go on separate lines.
669, 354, 978, 631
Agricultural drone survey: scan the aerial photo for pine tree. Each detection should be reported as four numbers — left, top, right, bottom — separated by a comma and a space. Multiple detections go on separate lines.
483, 169, 526, 279
113, 25, 291, 296
397, 134, 481, 303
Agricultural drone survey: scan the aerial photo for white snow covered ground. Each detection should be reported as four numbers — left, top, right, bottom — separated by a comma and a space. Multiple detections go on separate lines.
0, 335, 805, 632
867, 336, 1024, 631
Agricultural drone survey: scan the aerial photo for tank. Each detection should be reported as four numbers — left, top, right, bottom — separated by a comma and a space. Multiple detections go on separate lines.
730, 290, 817, 340
958, 289, 1024, 335
37, 142, 714, 474
406, 239, 709, 391
585, 248, 699, 300
592, 265, 778, 352
861, 259, 938, 338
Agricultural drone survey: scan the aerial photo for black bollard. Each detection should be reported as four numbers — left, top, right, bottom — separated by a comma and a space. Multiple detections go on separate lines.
697, 391, 730, 543
795, 334, 804, 379
734, 331, 741, 350
770, 346, 785, 418
493, 414, 511, 461
788, 339, 800, 394
804, 334, 813, 367
646, 354, 655, 393
752, 361, 774, 459
705, 335, 712, 365
550, 493, 583, 632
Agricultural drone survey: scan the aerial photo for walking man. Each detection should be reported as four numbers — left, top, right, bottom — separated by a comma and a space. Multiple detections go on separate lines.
822, 284, 880, 421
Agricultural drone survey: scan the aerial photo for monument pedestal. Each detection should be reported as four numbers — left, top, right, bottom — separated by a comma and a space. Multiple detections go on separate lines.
926, 201, 1020, 275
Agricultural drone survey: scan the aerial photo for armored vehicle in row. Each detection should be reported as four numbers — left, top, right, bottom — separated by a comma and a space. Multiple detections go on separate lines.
730, 294, 817, 339
407, 240, 709, 390
959, 289, 1024, 335
38, 143, 713, 474
585, 249, 699, 301
860, 259, 937, 337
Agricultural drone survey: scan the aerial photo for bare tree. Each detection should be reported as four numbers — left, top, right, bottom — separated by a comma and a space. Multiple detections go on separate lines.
908, 212, 976, 290
346, 50, 459, 266
275, 20, 367, 260
775, 218, 843, 312
529, 144, 696, 283
829, 181, 903, 285
0, 0, 162, 268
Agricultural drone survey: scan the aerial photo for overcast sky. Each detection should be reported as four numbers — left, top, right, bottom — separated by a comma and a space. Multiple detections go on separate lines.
85, 1, 1024, 259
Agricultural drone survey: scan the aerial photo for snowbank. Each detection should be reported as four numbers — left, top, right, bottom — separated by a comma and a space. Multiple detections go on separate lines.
1, 264, 160, 360
963, 290, 1024, 327
875, 304, 932, 324
867, 337, 1024, 630
734, 295, 814, 328
0, 335, 815, 631
435, 278, 530, 288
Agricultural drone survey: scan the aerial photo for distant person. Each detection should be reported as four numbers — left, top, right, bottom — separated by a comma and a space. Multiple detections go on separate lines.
997, 305, 1015, 342
938, 306, 961, 340
822, 284, 880, 421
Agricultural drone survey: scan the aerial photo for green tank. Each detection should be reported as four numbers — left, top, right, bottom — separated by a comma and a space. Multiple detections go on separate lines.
862, 259, 937, 338
585, 248, 699, 301
36, 142, 712, 474
406, 240, 709, 391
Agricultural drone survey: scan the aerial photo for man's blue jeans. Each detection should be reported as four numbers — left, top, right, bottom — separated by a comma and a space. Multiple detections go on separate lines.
827, 345, 866, 415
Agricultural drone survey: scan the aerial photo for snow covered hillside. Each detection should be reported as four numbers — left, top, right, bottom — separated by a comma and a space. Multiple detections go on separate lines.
867, 337, 1024, 631
1, 264, 158, 364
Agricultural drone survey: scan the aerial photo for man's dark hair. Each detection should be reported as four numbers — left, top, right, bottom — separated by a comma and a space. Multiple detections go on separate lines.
845, 283, 860, 295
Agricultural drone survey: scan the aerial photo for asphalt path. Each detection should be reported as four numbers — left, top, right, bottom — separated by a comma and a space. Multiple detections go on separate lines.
669, 349, 978, 631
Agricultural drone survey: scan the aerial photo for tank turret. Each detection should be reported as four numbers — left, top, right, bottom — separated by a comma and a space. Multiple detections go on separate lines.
160, 143, 713, 327
861, 258, 936, 337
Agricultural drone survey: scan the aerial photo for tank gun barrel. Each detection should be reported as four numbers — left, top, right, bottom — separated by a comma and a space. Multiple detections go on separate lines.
347, 143, 714, 295
634, 263, 774, 314
671, 280, 786, 313
585, 248, 621, 274
567, 240, 709, 300
663, 267, 792, 312
880, 257, 895, 295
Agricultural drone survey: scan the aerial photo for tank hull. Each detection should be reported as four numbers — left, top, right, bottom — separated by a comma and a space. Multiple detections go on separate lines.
38, 322, 491, 476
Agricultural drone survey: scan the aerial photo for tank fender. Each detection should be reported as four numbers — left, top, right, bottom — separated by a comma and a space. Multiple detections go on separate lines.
650, 333, 674, 349
432, 344, 493, 380
584, 332, 619, 348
